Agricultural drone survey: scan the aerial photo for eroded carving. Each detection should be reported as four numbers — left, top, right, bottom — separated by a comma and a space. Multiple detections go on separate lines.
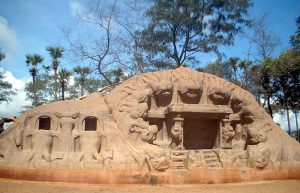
0, 67, 299, 183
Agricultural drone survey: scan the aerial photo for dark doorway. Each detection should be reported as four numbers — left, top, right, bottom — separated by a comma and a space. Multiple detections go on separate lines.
39, 116, 51, 130
183, 118, 219, 149
84, 117, 97, 131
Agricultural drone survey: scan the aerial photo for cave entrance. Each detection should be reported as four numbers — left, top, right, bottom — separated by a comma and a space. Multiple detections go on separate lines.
183, 118, 219, 149
84, 117, 98, 131
38, 116, 51, 130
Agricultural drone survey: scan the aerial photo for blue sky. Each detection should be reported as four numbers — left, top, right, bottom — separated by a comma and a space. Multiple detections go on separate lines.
0, 0, 73, 77
0, 0, 299, 77
0, 0, 299, 131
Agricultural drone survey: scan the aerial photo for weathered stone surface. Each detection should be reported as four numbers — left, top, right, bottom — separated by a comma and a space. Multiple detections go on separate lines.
0, 67, 300, 183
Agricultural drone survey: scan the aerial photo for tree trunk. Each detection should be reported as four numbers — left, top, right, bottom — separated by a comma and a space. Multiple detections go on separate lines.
294, 111, 299, 141
80, 80, 84, 97
97, 62, 112, 85
233, 68, 238, 83
287, 109, 291, 136
61, 81, 65, 100
32, 75, 37, 107
175, 57, 181, 67
267, 96, 273, 119
54, 69, 58, 101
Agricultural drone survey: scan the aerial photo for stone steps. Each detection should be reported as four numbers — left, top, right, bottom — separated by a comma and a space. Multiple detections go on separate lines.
170, 150, 189, 170
202, 150, 222, 168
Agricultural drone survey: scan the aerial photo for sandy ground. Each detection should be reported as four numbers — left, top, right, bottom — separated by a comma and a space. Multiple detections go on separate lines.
0, 178, 299, 193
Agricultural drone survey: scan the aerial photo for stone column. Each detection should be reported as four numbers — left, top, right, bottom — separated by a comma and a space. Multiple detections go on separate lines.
171, 114, 184, 148
220, 118, 235, 149
60, 117, 76, 152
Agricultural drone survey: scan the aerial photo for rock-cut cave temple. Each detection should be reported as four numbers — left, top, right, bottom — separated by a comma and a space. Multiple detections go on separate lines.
0, 67, 300, 184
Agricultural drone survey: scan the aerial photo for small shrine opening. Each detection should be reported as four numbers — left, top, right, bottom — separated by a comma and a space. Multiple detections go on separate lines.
84, 117, 97, 131
183, 118, 219, 149
38, 116, 51, 130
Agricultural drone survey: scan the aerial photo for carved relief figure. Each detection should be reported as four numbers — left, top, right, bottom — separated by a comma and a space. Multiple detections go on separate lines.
0, 121, 22, 164
72, 116, 113, 169
246, 121, 272, 146
222, 125, 235, 146
22, 114, 59, 167
147, 151, 169, 171
170, 119, 184, 149
255, 150, 272, 169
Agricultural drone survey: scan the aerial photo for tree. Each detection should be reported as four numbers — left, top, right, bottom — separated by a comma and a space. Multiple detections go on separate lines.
65, 0, 118, 85
24, 76, 48, 107
248, 14, 281, 62
107, 67, 128, 83
201, 57, 257, 97
83, 78, 105, 93
273, 49, 300, 136
224, 57, 240, 83
272, 17, 300, 137
140, 0, 251, 68
0, 50, 15, 103
258, 58, 277, 118
109, 0, 155, 73
246, 14, 281, 116
290, 16, 300, 50
58, 69, 72, 100
200, 59, 226, 78
46, 46, 64, 101
68, 77, 105, 99
290, 16, 300, 140
73, 66, 91, 97
25, 54, 44, 106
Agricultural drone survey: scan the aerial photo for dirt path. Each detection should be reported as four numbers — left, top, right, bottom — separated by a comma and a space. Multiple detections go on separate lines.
0, 178, 299, 193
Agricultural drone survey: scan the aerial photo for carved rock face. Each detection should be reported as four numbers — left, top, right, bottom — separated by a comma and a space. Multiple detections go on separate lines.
151, 81, 173, 97
79, 132, 101, 159
177, 79, 202, 103
171, 124, 182, 142
209, 87, 231, 105
241, 105, 265, 123
138, 89, 152, 103
139, 125, 158, 143
32, 131, 52, 153
1, 67, 300, 184
230, 94, 245, 113
247, 130, 268, 144
255, 150, 271, 169
246, 122, 271, 145
148, 153, 169, 171
222, 126, 235, 143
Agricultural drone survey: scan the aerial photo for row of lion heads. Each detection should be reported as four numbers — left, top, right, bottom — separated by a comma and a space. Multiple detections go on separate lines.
115, 69, 272, 147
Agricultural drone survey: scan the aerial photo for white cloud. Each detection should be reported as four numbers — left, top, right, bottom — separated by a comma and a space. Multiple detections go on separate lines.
0, 68, 31, 118
0, 16, 20, 52
69, 1, 84, 17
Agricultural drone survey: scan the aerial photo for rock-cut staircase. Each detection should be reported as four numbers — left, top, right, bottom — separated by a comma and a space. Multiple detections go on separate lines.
202, 150, 222, 168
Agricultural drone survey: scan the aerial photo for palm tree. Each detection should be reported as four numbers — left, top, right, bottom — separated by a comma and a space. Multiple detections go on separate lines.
58, 68, 72, 100
73, 66, 91, 96
46, 46, 64, 101
26, 54, 44, 106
